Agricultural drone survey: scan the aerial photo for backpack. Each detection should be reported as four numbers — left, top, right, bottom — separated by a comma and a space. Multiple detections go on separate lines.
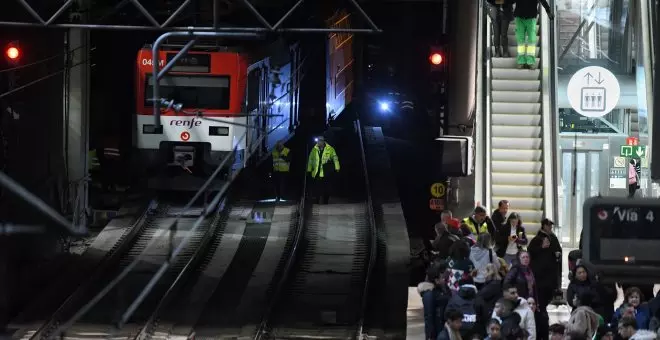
447, 294, 478, 334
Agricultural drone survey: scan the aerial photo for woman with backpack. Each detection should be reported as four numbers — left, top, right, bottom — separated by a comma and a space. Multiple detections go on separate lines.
470, 233, 501, 290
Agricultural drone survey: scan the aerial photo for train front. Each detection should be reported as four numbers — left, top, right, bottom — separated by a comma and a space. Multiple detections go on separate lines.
134, 48, 248, 191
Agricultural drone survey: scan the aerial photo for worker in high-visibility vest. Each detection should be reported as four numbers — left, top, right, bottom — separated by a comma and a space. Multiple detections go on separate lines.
272, 141, 290, 201
460, 206, 493, 238
307, 136, 340, 204
89, 149, 100, 171
100, 138, 122, 191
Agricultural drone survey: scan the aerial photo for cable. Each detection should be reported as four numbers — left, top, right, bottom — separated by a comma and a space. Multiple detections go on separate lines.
0, 43, 90, 74
0, 59, 88, 99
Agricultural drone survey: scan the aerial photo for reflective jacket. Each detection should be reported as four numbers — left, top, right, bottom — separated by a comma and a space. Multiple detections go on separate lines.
89, 149, 100, 170
103, 147, 121, 160
462, 217, 489, 235
272, 147, 291, 172
307, 144, 340, 178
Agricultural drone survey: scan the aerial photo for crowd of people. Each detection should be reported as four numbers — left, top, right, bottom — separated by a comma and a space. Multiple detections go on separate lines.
419, 201, 660, 340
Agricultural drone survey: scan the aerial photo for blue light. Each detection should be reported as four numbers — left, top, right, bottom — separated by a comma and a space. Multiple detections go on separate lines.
379, 101, 391, 112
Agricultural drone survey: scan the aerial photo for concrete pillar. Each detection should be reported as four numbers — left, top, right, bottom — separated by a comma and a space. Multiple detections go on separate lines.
65, 0, 91, 227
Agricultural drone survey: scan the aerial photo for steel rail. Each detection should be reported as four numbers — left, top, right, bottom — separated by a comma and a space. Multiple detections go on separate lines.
30, 198, 158, 340
253, 143, 309, 340
354, 119, 378, 339
117, 196, 230, 340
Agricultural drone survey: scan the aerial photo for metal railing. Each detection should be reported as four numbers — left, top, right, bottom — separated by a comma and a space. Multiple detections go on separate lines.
541, 1, 559, 224
474, 0, 488, 209
354, 119, 378, 338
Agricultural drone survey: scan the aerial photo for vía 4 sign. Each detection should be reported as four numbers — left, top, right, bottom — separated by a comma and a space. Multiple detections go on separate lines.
620, 145, 647, 158
613, 206, 654, 223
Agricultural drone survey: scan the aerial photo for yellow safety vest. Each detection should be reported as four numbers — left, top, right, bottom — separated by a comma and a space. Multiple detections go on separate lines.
89, 149, 100, 170
307, 144, 340, 178
462, 217, 489, 235
272, 147, 290, 172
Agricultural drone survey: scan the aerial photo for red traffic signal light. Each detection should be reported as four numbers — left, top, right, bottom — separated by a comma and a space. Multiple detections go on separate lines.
429, 53, 443, 65
5, 42, 21, 63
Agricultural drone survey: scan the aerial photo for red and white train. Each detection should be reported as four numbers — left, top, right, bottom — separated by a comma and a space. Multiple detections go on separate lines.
132, 12, 355, 187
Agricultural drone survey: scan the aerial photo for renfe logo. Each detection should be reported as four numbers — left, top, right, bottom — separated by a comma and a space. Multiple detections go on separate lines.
170, 118, 202, 127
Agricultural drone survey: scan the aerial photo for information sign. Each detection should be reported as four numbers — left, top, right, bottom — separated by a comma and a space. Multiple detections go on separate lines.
567, 66, 620, 117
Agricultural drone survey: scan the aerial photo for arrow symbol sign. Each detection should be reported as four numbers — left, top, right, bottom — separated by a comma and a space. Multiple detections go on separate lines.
584, 72, 594, 85
635, 146, 644, 157
595, 72, 604, 84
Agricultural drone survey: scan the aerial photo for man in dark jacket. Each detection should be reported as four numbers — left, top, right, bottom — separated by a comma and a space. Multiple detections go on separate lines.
527, 218, 562, 311
513, 0, 554, 69
419, 261, 453, 340
489, 200, 509, 234
446, 277, 488, 338
486, 0, 514, 58
494, 298, 525, 339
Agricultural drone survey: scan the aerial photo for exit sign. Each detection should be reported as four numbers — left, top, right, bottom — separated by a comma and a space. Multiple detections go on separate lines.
621, 145, 647, 158
626, 137, 639, 146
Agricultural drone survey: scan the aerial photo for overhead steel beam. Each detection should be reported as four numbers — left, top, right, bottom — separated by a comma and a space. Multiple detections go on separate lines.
3, 0, 382, 33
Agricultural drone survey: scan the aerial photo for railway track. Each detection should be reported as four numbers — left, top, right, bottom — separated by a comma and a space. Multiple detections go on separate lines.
129, 200, 302, 340
22, 198, 226, 340
9, 200, 155, 339
256, 120, 378, 340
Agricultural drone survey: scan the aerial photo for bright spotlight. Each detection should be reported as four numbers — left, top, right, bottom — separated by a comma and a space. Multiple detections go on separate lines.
379, 101, 391, 112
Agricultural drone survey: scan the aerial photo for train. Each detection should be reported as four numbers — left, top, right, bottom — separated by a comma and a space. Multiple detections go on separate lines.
131, 12, 355, 190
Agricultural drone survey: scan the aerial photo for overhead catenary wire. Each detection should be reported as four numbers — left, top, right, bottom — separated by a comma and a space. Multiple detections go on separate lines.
0, 59, 89, 99
0, 43, 91, 74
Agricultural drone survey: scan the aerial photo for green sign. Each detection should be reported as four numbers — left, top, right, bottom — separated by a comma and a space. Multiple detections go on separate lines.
620, 145, 647, 158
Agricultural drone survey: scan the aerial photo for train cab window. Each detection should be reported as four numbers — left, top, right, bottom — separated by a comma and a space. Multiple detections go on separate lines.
144, 75, 230, 110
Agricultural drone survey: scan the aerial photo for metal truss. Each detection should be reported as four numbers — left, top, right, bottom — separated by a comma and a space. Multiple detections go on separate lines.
1, 0, 382, 33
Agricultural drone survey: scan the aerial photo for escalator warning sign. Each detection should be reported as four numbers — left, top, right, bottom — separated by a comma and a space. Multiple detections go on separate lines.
430, 199, 444, 211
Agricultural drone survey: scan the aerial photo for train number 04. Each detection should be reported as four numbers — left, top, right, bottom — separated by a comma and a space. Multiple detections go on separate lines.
142, 59, 165, 66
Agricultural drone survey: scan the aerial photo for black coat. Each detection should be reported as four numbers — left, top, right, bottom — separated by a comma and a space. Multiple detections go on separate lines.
478, 279, 503, 316
494, 223, 528, 258
527, 231, 562, 290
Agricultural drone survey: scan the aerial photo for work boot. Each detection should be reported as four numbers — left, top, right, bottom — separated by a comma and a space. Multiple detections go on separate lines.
493, 46, 502, 58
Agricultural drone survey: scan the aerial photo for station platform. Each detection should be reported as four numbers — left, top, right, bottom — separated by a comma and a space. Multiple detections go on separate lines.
405, 247, 638, 339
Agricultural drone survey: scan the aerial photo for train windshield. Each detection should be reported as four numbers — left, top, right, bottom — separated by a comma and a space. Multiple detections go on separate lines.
144, 75, 230, 110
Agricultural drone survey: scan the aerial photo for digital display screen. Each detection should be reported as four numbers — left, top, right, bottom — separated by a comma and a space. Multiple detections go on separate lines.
585, 197, 660, 266
166, 53, 211, 73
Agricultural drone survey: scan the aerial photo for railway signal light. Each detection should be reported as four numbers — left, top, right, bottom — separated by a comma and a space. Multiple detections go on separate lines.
429, 46, 446, 72
430, 53, 443, 65
5, 41, 21, 64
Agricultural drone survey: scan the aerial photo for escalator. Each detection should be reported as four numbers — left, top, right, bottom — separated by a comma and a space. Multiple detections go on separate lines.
479, 4, 557, 232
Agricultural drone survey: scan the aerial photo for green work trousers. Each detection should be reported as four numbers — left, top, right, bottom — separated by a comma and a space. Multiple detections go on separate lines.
514, 17, 537, 65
